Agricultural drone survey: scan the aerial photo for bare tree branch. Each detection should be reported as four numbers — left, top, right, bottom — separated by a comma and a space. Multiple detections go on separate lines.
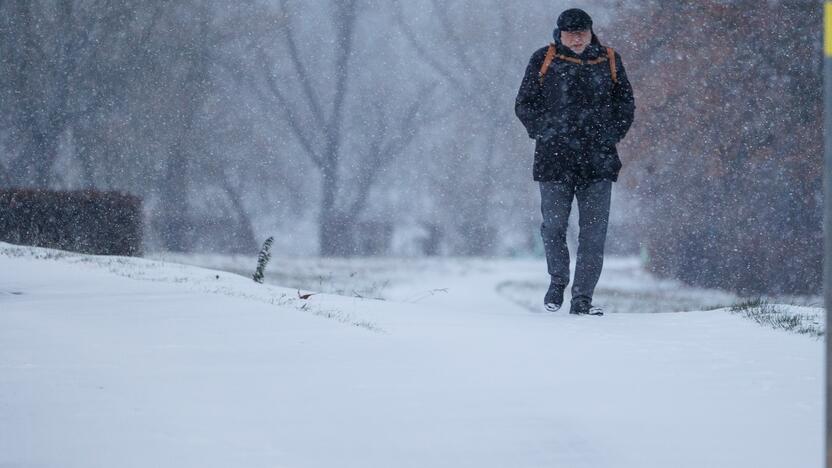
280, 0, 327, 126
348, 83, 437, 219
326, 0, 358, 152
348, 101, 387, 218
252, 54, 324, 169
384, 83, 437, 156
219, 170, 257, 252
393, 0, 464, 90
428, 0, 476, 73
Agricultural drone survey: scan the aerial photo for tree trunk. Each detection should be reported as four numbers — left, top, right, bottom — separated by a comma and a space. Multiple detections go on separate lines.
319, 210, 356, 257
155, 8, 210, 253
158, 139, 191, 252
459, 117, 500, 256
318, 163, 356, 257
73, 126, 97, 189
11, 126, 61, 188
221, 175, 258, 254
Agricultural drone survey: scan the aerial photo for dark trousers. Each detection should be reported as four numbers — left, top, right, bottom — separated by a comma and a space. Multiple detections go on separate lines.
539, 179, 612, 304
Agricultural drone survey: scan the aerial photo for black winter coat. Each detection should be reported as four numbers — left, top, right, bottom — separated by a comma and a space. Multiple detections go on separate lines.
515, 32, 635, 183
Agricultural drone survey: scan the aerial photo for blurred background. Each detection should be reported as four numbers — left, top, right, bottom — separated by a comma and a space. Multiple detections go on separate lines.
0, 0, 822, 297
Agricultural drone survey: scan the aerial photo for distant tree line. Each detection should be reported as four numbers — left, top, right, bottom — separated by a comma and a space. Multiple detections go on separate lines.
0, 0, 264, 253
0, 0, 563, 257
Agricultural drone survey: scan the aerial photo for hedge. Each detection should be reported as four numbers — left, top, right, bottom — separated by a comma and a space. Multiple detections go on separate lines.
0, 189, 143, 256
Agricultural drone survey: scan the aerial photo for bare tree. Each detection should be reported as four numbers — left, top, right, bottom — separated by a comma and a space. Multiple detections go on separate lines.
153, 3, 214, 252
394, 0, 526, 255
145, 1, 266, 253
0, 1, 577, 256
255, 0, 435, 256
0, 1, 163, 188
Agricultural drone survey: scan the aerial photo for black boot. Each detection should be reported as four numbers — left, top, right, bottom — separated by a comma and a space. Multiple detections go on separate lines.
544, 281, 565, 312
569, 297, 603, 316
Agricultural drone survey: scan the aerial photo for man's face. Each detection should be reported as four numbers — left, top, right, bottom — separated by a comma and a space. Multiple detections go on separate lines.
561, 29, 592, 54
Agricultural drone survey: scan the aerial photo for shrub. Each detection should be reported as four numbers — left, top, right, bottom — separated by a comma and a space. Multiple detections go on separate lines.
252, 236, 274, 284
729, 298, 823, 338
0, 189, 143, 256
614, 2, 822, 295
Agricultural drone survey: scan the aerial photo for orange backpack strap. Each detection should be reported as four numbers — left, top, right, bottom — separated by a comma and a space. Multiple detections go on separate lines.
607, 47, 618, 84
538, 43, 556, 85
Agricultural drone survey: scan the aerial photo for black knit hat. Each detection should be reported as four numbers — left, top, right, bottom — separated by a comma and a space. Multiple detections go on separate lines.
557, 8, 593, 32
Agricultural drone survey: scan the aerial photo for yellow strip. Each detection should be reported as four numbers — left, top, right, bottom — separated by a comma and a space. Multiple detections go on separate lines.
826, 2, 832, 56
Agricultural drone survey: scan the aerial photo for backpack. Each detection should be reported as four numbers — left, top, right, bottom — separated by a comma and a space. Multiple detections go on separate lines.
538, 43, 618, 86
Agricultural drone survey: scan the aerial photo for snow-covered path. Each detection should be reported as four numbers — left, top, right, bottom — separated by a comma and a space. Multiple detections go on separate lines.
0, 244, 823, 467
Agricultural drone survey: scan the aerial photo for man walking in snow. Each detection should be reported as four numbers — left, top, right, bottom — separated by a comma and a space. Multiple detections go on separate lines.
515, 8, 635, 315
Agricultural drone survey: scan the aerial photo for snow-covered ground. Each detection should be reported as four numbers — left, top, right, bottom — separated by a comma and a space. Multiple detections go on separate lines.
1, 243, 823, 467
152, 252, 750, 314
